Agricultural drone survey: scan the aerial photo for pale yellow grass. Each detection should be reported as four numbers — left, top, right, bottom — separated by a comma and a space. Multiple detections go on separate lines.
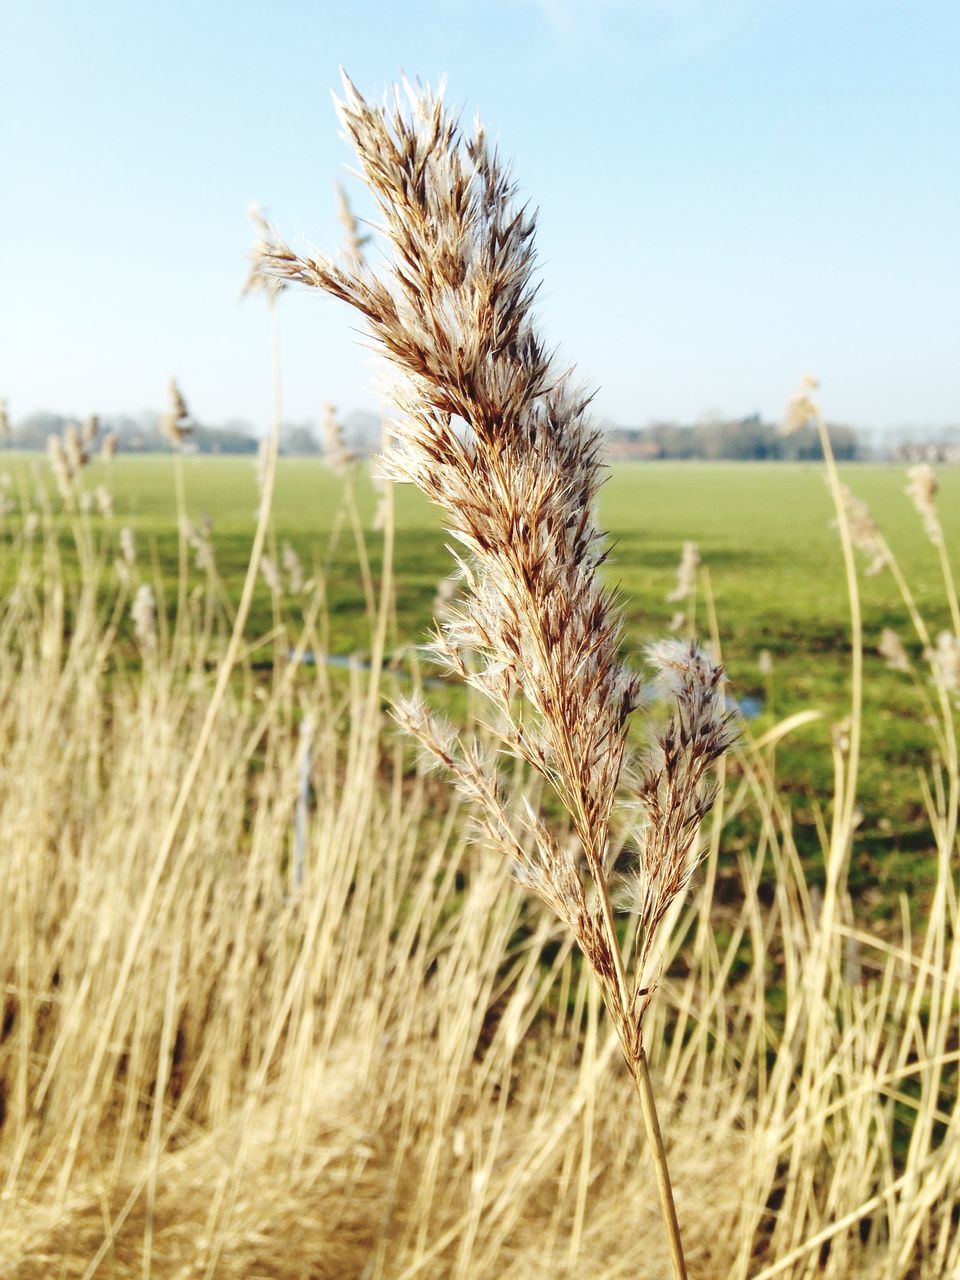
0, 462, 956, 1279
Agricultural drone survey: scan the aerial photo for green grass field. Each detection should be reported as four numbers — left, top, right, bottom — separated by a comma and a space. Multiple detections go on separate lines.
5, 452, 959, 900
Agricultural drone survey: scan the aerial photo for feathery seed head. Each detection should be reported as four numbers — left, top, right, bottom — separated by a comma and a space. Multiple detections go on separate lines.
879, 628, 910, 674
627, 641, 736, 983
243, 203, 290, 302
64, 423, 86, 474
120, 526, 136, 566
253, 75, 735, 1059
162, 378, 192, 448
782, 376, 820, 435
253, 73, 642, 831
905, 463, 941, 546
666, 541, 700, 604
282, 541, 304, 594
132, 583, 157, 652
94, 485, 113, 518
835, 483, 888, 576
47, 434, 74, 500
260, 555, 281, 594
930, 631, 960, 701
322, 402, 355, 472
186, 518, 215, 572
336, 182, 371, 265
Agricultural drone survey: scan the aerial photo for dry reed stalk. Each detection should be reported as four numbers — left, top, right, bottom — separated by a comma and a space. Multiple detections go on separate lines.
667, 540, 700, 634
250, 74, 737, 1277
322, 401, 355, 472
335, 180, 371, 265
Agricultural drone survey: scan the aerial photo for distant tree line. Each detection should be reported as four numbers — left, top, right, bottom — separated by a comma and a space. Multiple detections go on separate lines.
5, 409, 383, 457
5, 408, 866, 462
603, 413, 861, 462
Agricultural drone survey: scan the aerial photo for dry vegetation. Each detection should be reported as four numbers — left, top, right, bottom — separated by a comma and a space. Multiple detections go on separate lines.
1, 77, 960, 1280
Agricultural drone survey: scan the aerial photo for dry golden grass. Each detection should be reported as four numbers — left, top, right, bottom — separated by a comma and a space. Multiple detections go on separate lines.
0, 438, 957, 1277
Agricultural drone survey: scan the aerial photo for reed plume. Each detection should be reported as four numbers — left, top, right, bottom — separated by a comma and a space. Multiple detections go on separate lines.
282, 540, 304, 594
260, 553, 281, 595
835, 483, 888, 576
47, 434, 74, 500
667, 539, 700, 632
335, 180, 371, 266
162, 377, 192, 448
322, 401, 355, 472
251, 74, 734, 1278
931, 630, 960, 701
64, 422, 87, 474
120, 526, 136, 566
183, 517, 215, 573
46, 419, 98, 503
132, 583, 158, 652
94, 484, 113, 518
667, 541, 700, 605
905, 463, 941, 545
879, 627, 911, 674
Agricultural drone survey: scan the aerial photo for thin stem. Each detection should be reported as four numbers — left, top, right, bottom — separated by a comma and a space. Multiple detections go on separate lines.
633, 1050, 689, 1280
814, 407, 862, 860
172, 449, 189, 668
935, 533, 960, 639
52, 302, 284, 1201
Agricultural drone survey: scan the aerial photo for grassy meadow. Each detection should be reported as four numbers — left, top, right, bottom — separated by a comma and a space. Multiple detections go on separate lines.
1, 446, 959, 1277
6, 451, 957, 906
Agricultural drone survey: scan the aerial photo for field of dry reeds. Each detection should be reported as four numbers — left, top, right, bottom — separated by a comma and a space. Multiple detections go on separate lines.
2, 76, 959, 1280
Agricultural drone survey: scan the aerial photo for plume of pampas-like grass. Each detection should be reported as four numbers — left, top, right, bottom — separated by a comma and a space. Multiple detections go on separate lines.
249, 74, 735, 1279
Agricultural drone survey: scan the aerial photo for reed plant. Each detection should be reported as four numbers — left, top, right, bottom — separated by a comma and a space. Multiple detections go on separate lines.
0, 78, 957, 1280
251, 75, 742, 1276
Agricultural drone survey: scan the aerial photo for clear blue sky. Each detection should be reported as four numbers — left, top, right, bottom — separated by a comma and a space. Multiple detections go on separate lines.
3, 1, 958, 433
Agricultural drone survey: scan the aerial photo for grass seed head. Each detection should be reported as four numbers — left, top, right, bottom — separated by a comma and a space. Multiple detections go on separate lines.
879, 628, 910, 674
94, 485, 113, 518
282, 541, 304, 594
131, 583, 158, 651
119, 526, 136, 566
835, 483, 888, 576
905, 463, 941, 546
666, 541, 700, 604
162, 377, 193, 448
930, 631, 960, 702
323, 403, 355, 472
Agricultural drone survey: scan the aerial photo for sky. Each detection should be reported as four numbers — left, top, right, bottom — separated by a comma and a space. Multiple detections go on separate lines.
2, 0, 958, 434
